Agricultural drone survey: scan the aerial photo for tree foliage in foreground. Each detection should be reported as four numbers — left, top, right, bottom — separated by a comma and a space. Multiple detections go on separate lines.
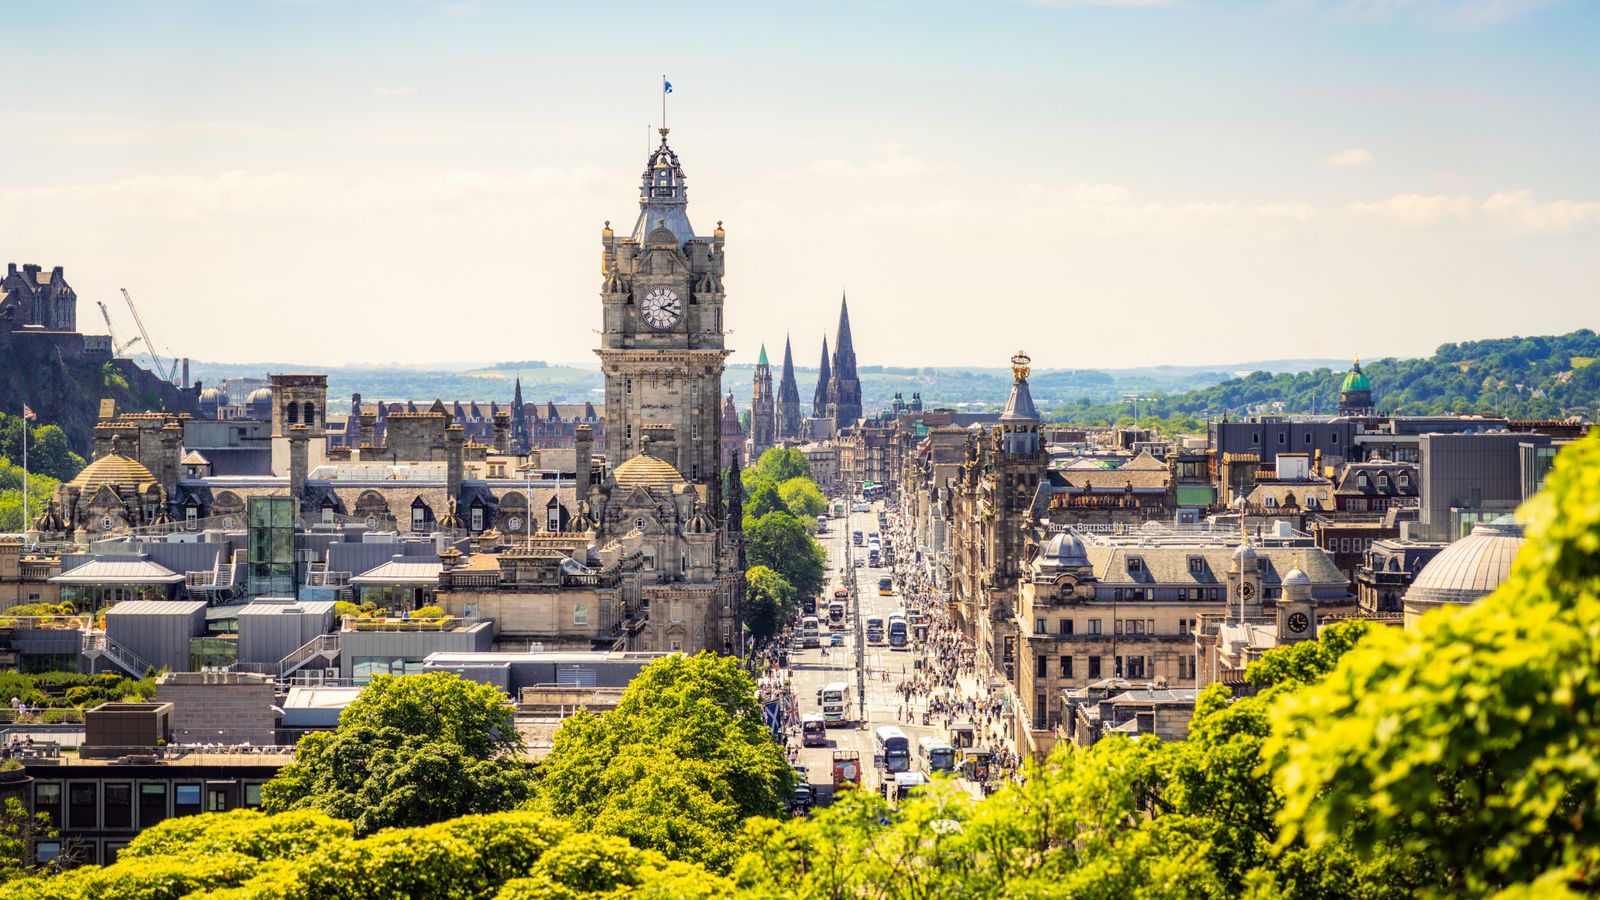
1272, 428, 1600, 897
261, 672, 534, 836
0, 808, 728, 899
537, 653, 792, 871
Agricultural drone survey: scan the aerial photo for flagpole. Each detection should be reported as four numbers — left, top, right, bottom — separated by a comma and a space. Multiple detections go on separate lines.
21, 406, 29, 549
661, 74, 666, 130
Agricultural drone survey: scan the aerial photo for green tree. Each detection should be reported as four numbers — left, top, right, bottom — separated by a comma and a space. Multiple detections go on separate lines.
744, 482, 786, 522
0, 794, 56, 885
752, 447, 812, 484
538, 653, 792, 871
744, 566, 796, 642
744, 511, 827, 600
261, 672, 534, 835
0, 415, 85, 484
1272, 431, 1600, 896
777, 477, 826, 520
0, 459, 60, 533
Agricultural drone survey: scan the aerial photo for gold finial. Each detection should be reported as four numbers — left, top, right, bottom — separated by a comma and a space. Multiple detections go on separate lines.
1010, 350, 1031, 383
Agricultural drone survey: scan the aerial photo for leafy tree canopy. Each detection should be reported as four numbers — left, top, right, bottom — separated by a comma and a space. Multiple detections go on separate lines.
1271, 429, 1600, 896
744, 565, 796, 642
537, 653, 792, 871
743, 511, 827, 601
261, 672, 534, 835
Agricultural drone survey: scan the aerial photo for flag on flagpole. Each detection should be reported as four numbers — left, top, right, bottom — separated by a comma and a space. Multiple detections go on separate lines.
22, 404, 35, 421
663, 78, 672, 94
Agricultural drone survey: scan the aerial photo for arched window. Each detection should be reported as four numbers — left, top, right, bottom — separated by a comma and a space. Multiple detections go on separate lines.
285, 402, 299, 425
303, 402, 317, 426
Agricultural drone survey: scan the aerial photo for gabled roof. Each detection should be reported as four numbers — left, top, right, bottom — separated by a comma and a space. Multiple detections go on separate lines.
1122, 451, 1168, 471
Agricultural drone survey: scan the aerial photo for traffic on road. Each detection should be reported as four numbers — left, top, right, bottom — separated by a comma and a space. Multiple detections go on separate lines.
751, 492, 1025, 817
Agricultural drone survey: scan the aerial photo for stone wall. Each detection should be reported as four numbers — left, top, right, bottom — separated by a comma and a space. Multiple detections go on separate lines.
156, 672, 279, 745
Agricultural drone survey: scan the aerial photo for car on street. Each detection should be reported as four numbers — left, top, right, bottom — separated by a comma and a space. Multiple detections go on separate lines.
829, 632, 845, 647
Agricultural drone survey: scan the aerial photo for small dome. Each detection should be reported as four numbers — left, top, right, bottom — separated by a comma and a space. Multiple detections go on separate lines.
1233, 541, 1258, 562
199, 387, 229, 405
1040, 531, 1090, 568
246, 387, 273, 405
1406, 518, 1524, 615
69, 448, 159, 494
1282, 567, 1310, 586
1341, 360, 1371, 394
612, 454, 686, 490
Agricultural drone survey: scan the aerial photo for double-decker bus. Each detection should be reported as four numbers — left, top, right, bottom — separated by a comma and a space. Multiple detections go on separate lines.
874, 725, 911, 773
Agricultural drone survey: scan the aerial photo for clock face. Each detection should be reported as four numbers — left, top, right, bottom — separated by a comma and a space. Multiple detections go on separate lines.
1288, 612, 1310, 633
641, 287, 682, 329
1240, 582, 1256, 601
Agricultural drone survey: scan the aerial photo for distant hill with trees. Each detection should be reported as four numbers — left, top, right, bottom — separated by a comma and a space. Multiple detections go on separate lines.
1044, 329, 1600, 428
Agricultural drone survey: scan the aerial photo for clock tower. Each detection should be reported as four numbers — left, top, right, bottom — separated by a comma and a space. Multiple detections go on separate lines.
1276, 561, 1317, 644
597, 128, 730, 491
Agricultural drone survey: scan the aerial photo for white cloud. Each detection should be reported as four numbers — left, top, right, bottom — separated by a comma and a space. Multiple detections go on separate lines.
1481, 190, 1600, 233
1299, 0, 1565, 27
805, 144, 959, 180
1322, 147, 1373, 167
373, 86, 416, 97
1346, 193, 1474, 226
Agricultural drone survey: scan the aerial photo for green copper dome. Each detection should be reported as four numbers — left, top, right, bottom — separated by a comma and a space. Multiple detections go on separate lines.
757, 344, 769, 367
1342, 360, 1370, 393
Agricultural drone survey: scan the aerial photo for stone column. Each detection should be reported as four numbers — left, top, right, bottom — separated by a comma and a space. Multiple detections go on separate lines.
493, 412, 511, 454
289, 425, 309, 511
574, 424, 593, 501
446, 425, 465, 504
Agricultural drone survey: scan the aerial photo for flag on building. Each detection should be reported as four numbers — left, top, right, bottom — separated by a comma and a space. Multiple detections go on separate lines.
22, 404, 35, 421
663, 78, 672, 94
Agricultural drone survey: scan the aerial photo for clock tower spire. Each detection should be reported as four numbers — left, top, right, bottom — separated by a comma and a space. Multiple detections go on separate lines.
597, 129, 730, 488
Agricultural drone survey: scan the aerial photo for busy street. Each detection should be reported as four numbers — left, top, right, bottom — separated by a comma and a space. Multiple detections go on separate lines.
754, 497, 1024, 813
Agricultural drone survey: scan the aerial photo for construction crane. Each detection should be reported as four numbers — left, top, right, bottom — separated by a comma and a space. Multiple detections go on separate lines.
120, 288, 181, 385
95, 300, 142, 357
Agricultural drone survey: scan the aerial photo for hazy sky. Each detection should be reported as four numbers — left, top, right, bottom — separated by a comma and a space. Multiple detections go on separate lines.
3, 0, 1596, 372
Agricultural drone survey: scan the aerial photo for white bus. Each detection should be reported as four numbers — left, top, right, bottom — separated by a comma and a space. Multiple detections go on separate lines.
800, 616, 821, 648
819, 681, 851, 726
918, 736, 956, 774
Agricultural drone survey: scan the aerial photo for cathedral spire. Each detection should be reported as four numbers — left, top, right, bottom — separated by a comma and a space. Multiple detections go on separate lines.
813, 335, 831, 418
825, 293, 863, 427
777, 334, 802, 440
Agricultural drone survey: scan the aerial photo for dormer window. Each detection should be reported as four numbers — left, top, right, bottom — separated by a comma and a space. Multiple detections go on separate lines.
1378, 474, 1391, 490
1399, 472, 1410, 489
1188, 556, 1203, 574
1127, 557, 1143, 574
1357, 473, 1370, 489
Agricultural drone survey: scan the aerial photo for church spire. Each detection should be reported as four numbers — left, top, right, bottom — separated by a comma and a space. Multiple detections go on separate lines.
813, 335, 831, 418
825, 293, 863, 427
510, 376, 528, 453
777, 334, 802, 440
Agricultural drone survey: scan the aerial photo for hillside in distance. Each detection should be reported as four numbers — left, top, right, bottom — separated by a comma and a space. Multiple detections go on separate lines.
1046, 330, 1600, 425
186, 357, 1346, 412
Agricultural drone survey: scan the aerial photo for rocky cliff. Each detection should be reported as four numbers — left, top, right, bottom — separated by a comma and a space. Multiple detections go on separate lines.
0, 329, 199, 454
